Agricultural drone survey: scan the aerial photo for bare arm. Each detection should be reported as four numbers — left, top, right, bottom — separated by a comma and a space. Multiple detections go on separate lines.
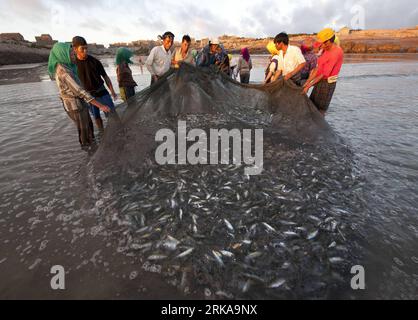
302, 67, 324, 94
271, 69, 283, 82
62, 72, 110, 112
104, 75, 117, 100
285, 62, 306, 81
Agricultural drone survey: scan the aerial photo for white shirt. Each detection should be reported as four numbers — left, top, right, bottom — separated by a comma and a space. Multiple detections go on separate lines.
145, 45, 173, 77
277, 45, 306, 76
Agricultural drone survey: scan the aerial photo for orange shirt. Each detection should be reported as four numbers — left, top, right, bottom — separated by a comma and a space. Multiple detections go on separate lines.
316, 45, 344, 79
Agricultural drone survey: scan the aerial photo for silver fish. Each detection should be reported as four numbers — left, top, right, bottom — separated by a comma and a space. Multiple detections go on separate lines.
176, 248, 194, 259
224, 219, 234, 232
307, 230, 319, 240
269, 279, 286, 289
212, 250, 225, 267
147, 255, 167, 261
220, 250, 234, 258
246, 252, 263, 261
262, 222, 277, 233
329, 257, 344, 264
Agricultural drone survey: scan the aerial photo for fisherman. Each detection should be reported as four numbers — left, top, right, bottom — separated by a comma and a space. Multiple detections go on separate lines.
271, 32, 306, 84
300, 38, 318, 86
138, 56, 145, 74
48, 43, 110, 147
172, 35, 195, 68
264, 42, 280, 84
237, 47, 253, 84
302, 28, 344, 117
215, 44, 231, 75
72, 36, 117, 133
115, 47, 138, 102
145, 31, 175, 85
196, 38, 220, 67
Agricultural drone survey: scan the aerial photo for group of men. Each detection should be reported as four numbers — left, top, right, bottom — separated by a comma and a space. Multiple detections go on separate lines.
145, 28, 343, 117
145, 32, 229, 84
264, 29, 344, 116
71, 36, 117, 133
67, 28, 343, 133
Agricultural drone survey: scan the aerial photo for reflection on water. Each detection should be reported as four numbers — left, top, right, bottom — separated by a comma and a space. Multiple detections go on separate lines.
0, 56, 418, 299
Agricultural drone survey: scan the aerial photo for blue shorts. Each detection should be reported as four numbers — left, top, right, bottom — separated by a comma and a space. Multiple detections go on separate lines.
89, 94, 116, 119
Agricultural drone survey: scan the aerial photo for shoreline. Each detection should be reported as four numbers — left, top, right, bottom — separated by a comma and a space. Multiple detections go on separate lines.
1, 53, 417, 86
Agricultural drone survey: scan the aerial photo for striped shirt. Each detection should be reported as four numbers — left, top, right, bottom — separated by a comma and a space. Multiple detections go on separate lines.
55, 64, 94, 112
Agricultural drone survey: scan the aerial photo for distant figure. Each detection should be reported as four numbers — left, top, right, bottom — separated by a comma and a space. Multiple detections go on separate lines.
196, 38, 220, 67
48, 43, 110, 147
138, 56, 145, 74
72, 36, 117, 133
145, 31, 175, 85
215, 45, 231, 75
115, 47, 138, 102
229, 54, 239, 80
271, 32, 306, 84
300, 38, 318, 86
191, 49, 198, 64
237, 47, 252, 84
264, 42, 280, 84
172, 35, 195, 68
302, 28, 344, 117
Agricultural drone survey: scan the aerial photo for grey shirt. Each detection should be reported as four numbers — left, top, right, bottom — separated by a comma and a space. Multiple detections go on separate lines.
145, 45, 173, 77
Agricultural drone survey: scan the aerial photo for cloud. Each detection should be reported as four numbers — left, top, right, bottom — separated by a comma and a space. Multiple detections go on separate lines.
1, 0, 417, 45
2, 0, 49, 22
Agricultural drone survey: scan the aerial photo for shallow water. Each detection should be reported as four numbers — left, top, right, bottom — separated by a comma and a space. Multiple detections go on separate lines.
0, 55, 417, 299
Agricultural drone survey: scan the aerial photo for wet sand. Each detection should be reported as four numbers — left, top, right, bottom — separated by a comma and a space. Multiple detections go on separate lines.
1, 56, 418, 300
0, 63, 48, 85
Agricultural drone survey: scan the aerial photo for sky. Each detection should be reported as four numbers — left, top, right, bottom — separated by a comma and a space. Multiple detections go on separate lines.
0, 0, 417, 46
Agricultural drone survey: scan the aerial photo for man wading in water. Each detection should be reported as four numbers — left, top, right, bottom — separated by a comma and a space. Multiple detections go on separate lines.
145, 32, 175, 85
72, 36, 118, 133
48, 43, 110, 147
302, 28, 344, 117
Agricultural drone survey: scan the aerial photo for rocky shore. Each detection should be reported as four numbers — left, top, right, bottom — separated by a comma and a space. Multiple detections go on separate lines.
111, 26, 418, 55
0, 43, 50, 66
1, 26, 417, 66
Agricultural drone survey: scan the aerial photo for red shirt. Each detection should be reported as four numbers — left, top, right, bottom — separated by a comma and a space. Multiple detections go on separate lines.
316, 45, 344, 79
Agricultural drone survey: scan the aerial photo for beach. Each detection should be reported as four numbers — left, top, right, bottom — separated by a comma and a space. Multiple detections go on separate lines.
1, 53, 418, 299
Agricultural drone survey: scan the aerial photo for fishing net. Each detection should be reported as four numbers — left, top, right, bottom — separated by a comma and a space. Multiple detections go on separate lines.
88, 63, 365, 299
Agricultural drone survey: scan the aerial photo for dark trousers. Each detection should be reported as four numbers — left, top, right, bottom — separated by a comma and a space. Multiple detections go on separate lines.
240, 73, 250, 84
66, 104, 95, 146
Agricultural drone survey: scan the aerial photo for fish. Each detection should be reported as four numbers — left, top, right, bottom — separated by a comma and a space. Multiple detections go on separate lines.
284, 231, 298, 237
242, 280, 252, 293
212, 250, 225, 267
147, 255, 167, 261
246, 252, 263, 261
269, 279, 286, 289
220, 250, 234, 258
224, 219, 234, 232
175, 248, 194, 259
262, 222, 277, 233
329, 257, 344, 264
307, 230, 319, 240
131, 242, 153, 250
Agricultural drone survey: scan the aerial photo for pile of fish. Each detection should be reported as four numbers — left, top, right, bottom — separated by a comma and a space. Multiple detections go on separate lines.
88, 65, 366, 299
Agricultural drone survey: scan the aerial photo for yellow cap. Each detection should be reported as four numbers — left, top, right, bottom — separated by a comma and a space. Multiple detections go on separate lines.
317, 28, 335, 43
266, 41, 280, 55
